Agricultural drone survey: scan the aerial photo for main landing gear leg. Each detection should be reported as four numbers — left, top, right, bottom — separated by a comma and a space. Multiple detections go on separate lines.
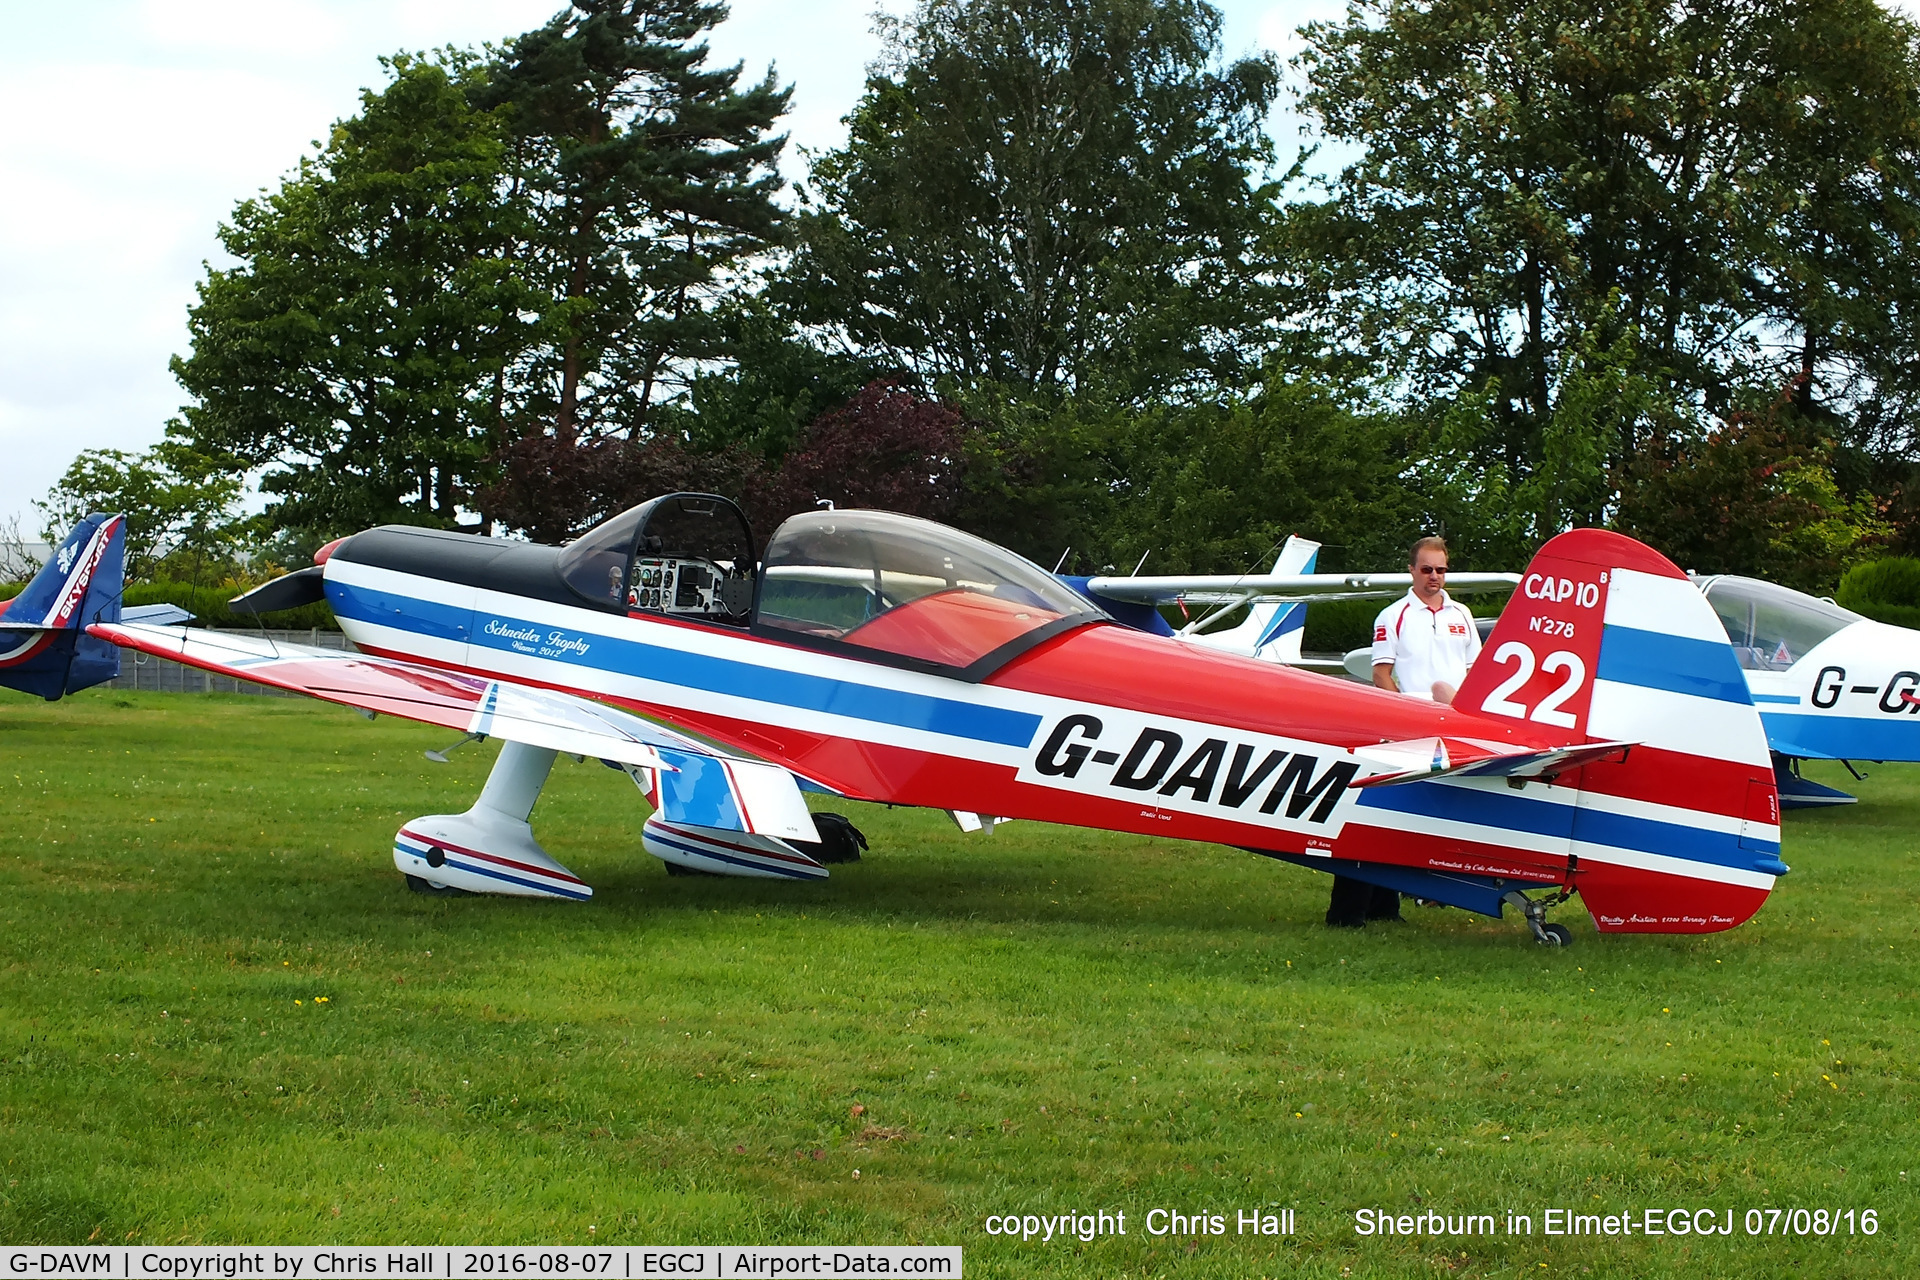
393, 741, 593, 900
1503, 889, 1573, 948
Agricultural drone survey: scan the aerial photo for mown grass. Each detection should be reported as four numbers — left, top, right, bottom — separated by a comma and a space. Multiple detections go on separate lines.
0, 690, 1914, 1277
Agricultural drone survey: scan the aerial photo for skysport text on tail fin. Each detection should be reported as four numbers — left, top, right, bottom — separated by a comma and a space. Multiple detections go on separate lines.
1452, 528, 1783, 933
0, 513, 126, 700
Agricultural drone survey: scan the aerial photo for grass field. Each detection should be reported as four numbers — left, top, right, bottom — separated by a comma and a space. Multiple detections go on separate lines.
1, 690, 1915, 1277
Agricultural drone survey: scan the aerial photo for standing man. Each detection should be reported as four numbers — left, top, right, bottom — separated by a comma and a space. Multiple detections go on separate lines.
1327, 535, 1482, 928
1370, 535, 1480, 706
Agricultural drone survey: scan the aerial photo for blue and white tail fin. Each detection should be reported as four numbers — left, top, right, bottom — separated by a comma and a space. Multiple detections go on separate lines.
1185, 536, 1319, 662
0, 514, 126, 700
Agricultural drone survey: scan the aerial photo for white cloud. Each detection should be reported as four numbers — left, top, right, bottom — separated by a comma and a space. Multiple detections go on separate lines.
131, 0, 350, 57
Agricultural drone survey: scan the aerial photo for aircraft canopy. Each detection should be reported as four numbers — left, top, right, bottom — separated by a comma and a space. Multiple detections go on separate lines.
758, 510, 1105, 674
1699, 575, 1860, 671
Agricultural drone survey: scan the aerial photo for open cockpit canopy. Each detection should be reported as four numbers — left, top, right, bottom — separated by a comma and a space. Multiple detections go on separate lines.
558, 493, 755, 623
757, 509, 1107, 676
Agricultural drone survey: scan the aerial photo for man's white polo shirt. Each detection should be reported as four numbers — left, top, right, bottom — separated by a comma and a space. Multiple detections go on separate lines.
1370, 588, 1480, 696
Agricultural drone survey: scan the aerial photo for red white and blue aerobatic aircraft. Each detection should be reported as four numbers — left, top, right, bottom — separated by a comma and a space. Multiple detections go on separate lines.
1, 498, 1785, 944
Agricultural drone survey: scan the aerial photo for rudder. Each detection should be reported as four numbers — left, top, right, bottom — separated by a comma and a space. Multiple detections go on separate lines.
1455, 529, 1781, 933
0, 514, 126, 700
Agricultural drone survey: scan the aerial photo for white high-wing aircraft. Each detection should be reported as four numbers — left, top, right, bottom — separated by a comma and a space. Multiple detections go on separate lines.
1072, 536, 1520, 669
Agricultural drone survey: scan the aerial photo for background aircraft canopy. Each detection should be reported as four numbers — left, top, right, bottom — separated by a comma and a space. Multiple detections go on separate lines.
758, 509, 1105, 673
1698, 574, 1860, 671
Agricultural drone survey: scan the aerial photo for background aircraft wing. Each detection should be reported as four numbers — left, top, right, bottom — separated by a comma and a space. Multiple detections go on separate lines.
87, 622, 817, 840
1084, 570, 1520, 606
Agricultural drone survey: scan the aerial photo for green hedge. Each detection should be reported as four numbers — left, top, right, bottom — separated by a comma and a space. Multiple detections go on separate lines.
1301, 597, 1382, 652
0, 579, 336, 630
1300, 591, 1510, 653
1837, 557, 1920, 630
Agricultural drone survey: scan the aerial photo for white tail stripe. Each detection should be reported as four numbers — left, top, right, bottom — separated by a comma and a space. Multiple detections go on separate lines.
1602, 567, 1726, 645
1343, 807, 1574, 864
1586, 680, 1772, 768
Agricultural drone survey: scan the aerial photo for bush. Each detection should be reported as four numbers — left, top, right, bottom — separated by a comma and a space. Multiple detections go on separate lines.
1300, 591, 1511, 654
1836, 557, 1920, 629
1302, 598, 1381, 653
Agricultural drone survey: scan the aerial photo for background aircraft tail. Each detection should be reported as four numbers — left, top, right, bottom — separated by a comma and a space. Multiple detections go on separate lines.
0, 514, 126, 700
1184, 535, 1319, 661
1451, 528, 1782, 932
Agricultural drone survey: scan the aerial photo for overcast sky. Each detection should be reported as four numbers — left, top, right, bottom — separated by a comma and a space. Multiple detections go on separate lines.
0, 0, 1524, 530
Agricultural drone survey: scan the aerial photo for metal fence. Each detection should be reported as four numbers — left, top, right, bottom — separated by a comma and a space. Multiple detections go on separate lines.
109, 629, 351, 696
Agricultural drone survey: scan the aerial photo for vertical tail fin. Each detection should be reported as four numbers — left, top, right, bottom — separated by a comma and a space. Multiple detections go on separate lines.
1455, 528, 1781, 933
1186, 536, 1320, 661
0, 514, 126, 700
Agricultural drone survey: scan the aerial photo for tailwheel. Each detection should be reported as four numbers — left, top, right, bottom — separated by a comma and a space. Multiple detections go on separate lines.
1502, 889, 1572, 948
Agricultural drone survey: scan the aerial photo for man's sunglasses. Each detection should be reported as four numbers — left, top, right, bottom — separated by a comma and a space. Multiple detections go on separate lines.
1415, 565, 1448, 575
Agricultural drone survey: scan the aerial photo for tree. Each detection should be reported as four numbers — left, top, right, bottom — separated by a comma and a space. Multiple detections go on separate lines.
765, 381, 972, 523
34, 444, 249, 583
172, 53, 528, 545
1286, 0, 1920, 488
1414, 305, 1651, 568
946, 378, 1424, 575
784, 0, 1282, 404
173, 5, 793, 545
481, 0, 791, 447
1613, 388, 1887, 593
1082, 380, 1425, 575
484, 379, 974, 546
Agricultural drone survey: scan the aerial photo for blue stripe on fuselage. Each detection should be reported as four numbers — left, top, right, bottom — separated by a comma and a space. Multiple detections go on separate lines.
1596, 625, 1751, 703
329, 579, 1044, 748
1354, 779, 1779, 869
332, 580, 470, 645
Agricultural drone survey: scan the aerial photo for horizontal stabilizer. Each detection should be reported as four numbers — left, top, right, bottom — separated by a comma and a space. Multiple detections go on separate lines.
230, 566, 327, 614
1349, 736, 1634, 787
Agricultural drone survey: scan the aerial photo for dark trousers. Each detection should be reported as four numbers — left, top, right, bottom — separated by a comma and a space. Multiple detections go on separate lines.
1327, 875, 1402, 927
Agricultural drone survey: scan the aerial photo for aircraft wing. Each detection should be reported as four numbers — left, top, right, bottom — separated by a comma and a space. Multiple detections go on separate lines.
1084, 570, 1521, 606
1348, 736, 1635, 787
86, 622, 817, 841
